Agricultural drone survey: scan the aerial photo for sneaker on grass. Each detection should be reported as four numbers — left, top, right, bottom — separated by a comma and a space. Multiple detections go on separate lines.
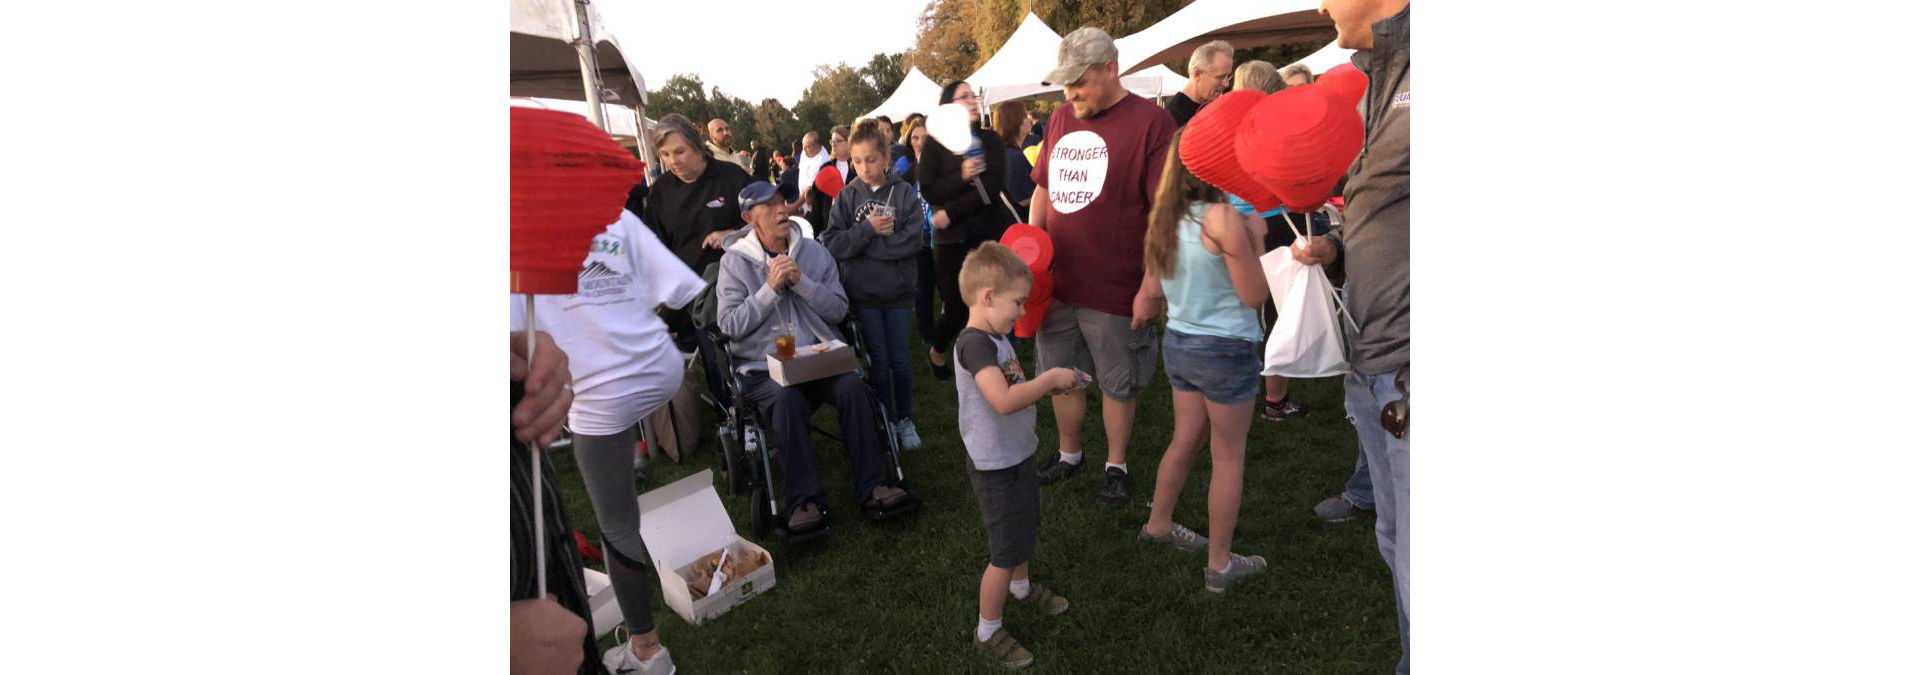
1312, 494, 1371, 523
1018, 582, 1069, 616
1036, 453, 1084, 486
974, 626, 1034, 670
603, 642, 675, 675
1095, 466, 1131, 506
896, 419, 922, 450
1203, 553, 1269, 593
1260, 397, 1311, 421
1139, 522, 1208, 553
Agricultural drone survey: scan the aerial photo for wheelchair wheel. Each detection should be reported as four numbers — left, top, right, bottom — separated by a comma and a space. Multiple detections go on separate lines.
718, 426, 747, 496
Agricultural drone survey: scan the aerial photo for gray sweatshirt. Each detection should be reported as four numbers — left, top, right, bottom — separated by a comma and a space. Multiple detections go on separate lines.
714, 227, 849, 374
1326, 5, 1410, 376
820, 170, 927, 309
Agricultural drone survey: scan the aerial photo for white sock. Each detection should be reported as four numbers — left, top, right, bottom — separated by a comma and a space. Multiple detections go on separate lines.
1059, 451, 1083, 465
1106, 462, 1127, 474
1008, 577, 1031, 599
1213, 558, 1234, 575
976, 616, 1002, 642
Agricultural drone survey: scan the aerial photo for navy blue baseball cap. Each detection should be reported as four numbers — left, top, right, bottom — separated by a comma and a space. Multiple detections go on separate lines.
738, 181, 779, 212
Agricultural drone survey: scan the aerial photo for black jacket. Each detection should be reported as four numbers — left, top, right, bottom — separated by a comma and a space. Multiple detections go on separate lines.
642, 158, 755, 274
919, 127, 1015, 245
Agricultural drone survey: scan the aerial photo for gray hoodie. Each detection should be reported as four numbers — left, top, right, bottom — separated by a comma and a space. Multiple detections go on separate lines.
820, 170, 927, 309
1326, 4, 1410, 376
714, 225, 850, 374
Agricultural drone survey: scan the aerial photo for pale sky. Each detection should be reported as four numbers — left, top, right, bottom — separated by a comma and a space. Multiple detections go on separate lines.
595, 0, 930, 107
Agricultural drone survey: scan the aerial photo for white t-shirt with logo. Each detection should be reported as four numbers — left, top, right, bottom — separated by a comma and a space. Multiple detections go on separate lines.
510, 210, 708, 436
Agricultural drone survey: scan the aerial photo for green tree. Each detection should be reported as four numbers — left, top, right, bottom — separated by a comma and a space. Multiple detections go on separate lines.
861, 53, 908, 103
752, 97, 801, 154
646, 74, 715, 131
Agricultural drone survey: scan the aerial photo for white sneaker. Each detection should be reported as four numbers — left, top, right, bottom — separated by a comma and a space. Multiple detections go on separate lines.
896, 419, 923, 450
603, 642, 675, 675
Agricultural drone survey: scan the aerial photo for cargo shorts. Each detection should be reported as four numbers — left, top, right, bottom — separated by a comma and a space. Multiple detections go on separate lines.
1034, 299, 1159, 402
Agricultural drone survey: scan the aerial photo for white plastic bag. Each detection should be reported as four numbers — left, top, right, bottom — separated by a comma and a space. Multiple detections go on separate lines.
1260, 243, 1351, 378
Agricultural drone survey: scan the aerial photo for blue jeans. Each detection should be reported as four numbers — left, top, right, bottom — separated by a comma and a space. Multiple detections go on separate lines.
1343, 450, 1375, 509
1344, 368, 1409, 674
855, 306, 914, 422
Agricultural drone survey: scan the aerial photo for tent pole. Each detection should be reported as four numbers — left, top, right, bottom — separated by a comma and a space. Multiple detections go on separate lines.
634, 103, 657, 187
569, 0, 609, 132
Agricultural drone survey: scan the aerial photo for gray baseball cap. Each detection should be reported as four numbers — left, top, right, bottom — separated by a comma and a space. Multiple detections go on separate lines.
1042, 26, 1119, 86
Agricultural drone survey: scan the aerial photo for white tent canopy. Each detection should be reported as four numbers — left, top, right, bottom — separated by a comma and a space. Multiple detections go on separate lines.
531, 98, 644, 141
1122, 65, 1188, 99
863, 67, 944, 122
966, 13, 1068, 106
510, 0, 648, 107
1291, 40, 1357, 75
1113, 0, 1334, 75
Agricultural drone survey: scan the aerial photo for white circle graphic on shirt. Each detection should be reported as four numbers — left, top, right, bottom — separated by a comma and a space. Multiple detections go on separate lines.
1047, 130, 1108, 215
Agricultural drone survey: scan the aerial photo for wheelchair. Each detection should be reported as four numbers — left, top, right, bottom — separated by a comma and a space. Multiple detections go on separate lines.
694, 313, 919, 544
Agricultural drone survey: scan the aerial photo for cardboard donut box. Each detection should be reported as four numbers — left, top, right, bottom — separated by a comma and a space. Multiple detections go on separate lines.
767, 339, 859, 386
637, 470, 776, 625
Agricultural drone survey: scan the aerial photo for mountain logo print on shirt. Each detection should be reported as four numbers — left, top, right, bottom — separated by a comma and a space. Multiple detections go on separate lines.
1046, 130, 1109, 215
579, 261, 619, 280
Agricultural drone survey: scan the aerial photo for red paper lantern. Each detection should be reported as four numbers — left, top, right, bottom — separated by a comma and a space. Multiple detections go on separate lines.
1316, 63, 1369, 107
1180, 89, 1282, 213
511, 106, 646, 294
1234, 84, 1364, 213
814, 165, 846, 199
1016, 270, 1054, 339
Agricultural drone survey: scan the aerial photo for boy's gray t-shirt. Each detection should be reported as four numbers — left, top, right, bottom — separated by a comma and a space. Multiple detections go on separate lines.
954, 328, 1038, 471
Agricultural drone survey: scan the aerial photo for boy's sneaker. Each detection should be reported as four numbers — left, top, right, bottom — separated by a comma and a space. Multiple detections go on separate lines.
1312, 494, 1372, 523
896, 419, 923, 450
1018, 582, 1069, 616
1095, 466, 1131, 506
1139, 522, 1208, 553
1036, 454, 1084, 486
603, 643, 675, 675
974, 626, 1034, 670
1203, 553, 1269, 593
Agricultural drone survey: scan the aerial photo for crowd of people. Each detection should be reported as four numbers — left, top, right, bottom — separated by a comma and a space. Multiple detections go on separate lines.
511, 1, 1411, 672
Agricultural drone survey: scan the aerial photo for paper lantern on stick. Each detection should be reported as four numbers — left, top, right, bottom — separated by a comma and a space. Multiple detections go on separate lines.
511, 105, 646, 294
1179, 89, 1282, 213
1315, 63, 1369, 107
1234, 84, 1364, 213
1000, 223, 1055, 338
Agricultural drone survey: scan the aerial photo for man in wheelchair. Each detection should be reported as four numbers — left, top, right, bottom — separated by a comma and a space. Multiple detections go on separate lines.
714, 182, 916, 532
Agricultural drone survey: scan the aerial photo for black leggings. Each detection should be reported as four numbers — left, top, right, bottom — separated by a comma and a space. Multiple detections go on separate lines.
932, 235, 987, 353
915, 247, 938, 344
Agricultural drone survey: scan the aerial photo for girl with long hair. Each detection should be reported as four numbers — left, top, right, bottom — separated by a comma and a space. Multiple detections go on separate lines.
1134, 128, 1274, 593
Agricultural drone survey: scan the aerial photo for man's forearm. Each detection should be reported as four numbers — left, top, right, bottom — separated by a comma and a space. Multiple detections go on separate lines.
1028, 186, 1048, 229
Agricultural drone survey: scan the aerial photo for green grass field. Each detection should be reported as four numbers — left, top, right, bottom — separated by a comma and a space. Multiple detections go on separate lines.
549, 330, 1398, 672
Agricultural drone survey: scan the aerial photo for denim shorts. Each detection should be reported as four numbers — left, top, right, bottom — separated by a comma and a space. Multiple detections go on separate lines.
1162, 328, 1262, 404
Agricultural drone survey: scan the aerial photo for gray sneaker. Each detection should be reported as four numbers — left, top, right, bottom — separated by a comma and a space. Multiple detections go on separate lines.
1203, 553, 1269, 593
1312, 494, 1371, 523
1139, 522, 1208, 553
896, 419, 923, 450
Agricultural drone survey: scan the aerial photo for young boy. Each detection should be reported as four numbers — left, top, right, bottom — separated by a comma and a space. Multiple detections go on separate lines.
953, 242, 1083, 669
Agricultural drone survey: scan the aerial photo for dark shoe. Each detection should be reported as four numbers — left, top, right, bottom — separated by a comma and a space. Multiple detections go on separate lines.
787, 502, 824, 532
1312, 494, 1371, 523
1018, 582, 1069, 616
1095, 467, 1131, 506
1261, 397, 1310, 421
867, 484, 910, 510
1036, 454, 1085, 486
928, 347, 953, 381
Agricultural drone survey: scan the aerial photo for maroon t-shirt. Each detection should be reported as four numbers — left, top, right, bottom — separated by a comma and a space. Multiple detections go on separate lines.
1031, 94, 1176, 317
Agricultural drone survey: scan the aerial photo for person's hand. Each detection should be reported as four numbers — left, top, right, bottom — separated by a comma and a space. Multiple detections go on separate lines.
510, 596, 587, 675
702, 229, 731, 249
1292, 236, 1338, 266
932, 209, 951, 230
961, 157, 985, 180
767, 254, 799, 291
1039, 367, 1079, 395
511, 331, 572, 448
867, 210, 895, 236
1131, 288, 1164, 330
